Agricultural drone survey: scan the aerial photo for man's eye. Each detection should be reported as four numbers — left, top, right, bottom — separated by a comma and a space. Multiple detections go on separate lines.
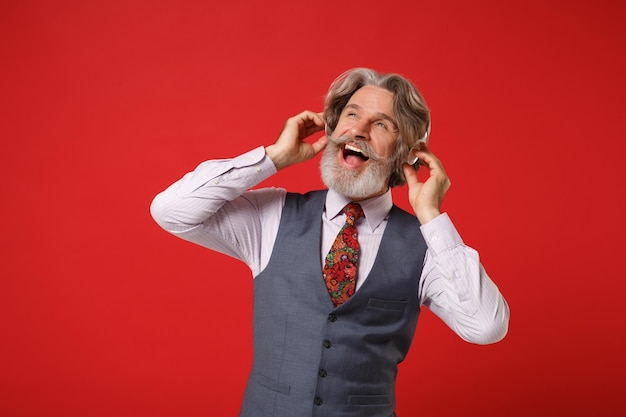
375, 122, 387, 129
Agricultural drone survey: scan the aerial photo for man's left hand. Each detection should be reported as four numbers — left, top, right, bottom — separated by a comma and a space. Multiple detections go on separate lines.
402, 144, 451, 224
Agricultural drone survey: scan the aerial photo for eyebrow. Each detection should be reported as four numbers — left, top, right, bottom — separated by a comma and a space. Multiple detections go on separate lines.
344, 103, 399, 130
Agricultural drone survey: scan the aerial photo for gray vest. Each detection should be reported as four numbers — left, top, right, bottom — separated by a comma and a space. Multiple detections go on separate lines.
239, 190, 427, 417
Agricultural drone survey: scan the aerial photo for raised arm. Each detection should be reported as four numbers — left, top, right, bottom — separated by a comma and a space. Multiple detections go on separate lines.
403, 145, 509, 344
150, 110, 328, 274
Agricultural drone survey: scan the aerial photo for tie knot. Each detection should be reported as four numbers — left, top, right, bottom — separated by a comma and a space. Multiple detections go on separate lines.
343, 202, 364, 224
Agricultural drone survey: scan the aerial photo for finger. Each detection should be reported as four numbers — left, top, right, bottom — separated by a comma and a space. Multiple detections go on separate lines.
402, 163, 420, 185
289, 110, 320, 126
298, 111, 326, 137
413, 146, 444, 173
305, 121, 325, 137
313, 111, 325, 124
406, 147, 419, 165
299, 110, 325, 125
311, 135, 328, 155
412, 143, 434, 160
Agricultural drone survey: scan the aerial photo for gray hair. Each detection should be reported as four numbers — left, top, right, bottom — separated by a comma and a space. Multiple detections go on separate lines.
323, 68, 430, 187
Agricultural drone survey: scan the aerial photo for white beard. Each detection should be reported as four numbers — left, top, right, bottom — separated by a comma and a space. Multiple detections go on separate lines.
320, 135, 396, 200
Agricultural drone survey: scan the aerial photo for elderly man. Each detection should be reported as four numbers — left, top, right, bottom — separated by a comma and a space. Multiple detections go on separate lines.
151, 68, 509, 417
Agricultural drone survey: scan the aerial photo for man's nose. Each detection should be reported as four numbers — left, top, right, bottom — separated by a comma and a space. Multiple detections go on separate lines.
350, 120, 369, 140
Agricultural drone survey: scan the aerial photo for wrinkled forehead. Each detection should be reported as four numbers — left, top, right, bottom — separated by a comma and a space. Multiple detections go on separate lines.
345, 86, 397, 118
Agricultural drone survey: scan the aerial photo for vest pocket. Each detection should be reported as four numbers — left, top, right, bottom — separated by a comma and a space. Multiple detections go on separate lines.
347, 394, 391, 406
361, 298, 409, 327
367, 298, 408, 311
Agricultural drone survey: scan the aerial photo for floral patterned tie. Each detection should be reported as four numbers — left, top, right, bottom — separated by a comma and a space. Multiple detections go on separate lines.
323, 202, 365, 306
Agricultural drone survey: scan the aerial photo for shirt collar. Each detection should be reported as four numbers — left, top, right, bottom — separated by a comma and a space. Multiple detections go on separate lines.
325, 188, 393, 232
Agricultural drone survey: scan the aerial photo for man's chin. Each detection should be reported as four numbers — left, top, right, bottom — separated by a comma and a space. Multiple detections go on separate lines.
322, 172, 383, 201
320, 145, 390, 200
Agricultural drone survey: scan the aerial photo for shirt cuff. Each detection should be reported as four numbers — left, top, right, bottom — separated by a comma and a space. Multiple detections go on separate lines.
224, 146, 277, 186
232, 146, 272, 169
419, 213, 464, 256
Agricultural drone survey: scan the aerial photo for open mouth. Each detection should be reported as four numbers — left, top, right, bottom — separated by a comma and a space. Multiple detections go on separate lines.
342, 143, 370, 165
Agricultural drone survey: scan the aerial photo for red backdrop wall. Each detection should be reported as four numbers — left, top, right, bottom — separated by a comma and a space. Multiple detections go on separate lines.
2, 0, 625, 416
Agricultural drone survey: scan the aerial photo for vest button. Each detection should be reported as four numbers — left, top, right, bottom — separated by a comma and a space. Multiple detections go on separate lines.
323, 340, 332, 348
318, 369, 328, 378
314, 397, 323, 406
328, 313, 337, 322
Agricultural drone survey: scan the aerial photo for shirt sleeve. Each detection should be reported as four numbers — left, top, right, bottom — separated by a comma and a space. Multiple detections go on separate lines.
150, 146, 285, 275
418, 213, 510, 344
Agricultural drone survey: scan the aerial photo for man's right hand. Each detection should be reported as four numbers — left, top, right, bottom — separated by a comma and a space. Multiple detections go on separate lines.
265, 111, 328, 170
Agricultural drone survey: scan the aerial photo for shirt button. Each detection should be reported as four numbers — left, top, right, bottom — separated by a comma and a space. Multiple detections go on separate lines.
328, 313, 337, 322
314, 397, 323, 406
319, 369, 328, 378
323, 340, 332, 349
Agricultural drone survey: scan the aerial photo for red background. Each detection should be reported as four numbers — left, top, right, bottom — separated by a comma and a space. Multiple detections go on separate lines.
1, 1, 625, 416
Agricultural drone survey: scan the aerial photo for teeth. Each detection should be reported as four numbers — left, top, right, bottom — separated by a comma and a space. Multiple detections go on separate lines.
345, 144, 365, 156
